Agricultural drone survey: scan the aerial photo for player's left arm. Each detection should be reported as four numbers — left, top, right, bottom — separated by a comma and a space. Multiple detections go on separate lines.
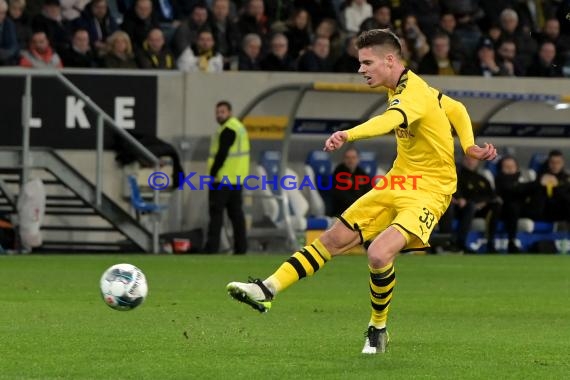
440, 94, 497, 161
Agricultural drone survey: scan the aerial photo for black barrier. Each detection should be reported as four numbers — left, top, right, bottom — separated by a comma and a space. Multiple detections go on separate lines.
0, 74, 157, 149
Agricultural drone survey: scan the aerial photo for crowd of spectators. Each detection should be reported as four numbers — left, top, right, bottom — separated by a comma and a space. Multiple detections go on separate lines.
0, 0, 569, 75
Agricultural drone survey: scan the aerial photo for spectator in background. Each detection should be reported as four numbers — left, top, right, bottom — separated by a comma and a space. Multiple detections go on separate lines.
210, 0, 240, 69
238, 32, 262, 70
294, 0, 337, 29
0, 0, 20, 66
101, 29, 137, 68
436, 12, 467, 63
237, 0, 270, 49
135, 27, 175, 69
297, 35, 332, 72
259, 32, 295, 71
451, 155, 501, 253
398, 14, 430, 71
486, 22, 502, 47
496, 38, 525, 76
76, 0, 119, 56
314, 18, 344, 64
60, 0, 90, 22
121, 0, 159, 49
477, 0, 514, 32
20, 30, 63, 68
284, 8, 312, 60
151, 0, 181, 33
526, 41, 563, 77
461, 37, 511, 76
172, 3, 209, 57
417, 32, 462, 75
334, 35, 359, 72
498, 8, 537, 70
495, 155, 538, 253
7, 0, 32, 50
400, 0, 441, 38
452, 7, 482, 60
343, 0, 373, 35
329, 147, 372, 216
359, 3, 392, 32
204, 100, 249, 255
60, 27, 99, 67
177, 28, 223, 72
32, 0, 72, 53
536, 18, 570, 63
528, 150, 570, 223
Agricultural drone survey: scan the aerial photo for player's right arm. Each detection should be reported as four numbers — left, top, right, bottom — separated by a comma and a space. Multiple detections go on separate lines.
323, 111, 403, 151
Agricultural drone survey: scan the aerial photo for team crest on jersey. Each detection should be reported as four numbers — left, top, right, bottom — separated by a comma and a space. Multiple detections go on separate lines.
389, 99, 400, 107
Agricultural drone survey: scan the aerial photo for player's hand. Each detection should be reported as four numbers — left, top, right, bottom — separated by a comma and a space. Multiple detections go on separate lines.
466, 143, 497, 161
323, 131, 348, 152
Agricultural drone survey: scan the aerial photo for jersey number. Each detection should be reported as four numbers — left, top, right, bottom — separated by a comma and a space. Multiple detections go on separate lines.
419, 208, 435, 229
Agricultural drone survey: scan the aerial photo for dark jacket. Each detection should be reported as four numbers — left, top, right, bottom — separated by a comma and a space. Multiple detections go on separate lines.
76, 5, 119, 49
0, 18, 20, 65
60, 47, 99, 67
455, 167, 496, 203
297, 50, 332, 72
259, 53, 296, 71
120, 12, 159, 48
135, 43, 176, 69
330, 163, 372, 216
31, 13, 72, 53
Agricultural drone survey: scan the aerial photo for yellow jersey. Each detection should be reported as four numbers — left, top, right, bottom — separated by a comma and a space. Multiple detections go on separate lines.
346, 69, 475, 195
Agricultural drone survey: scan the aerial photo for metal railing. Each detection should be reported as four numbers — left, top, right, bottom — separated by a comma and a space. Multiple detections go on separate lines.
6, 68, 162, 253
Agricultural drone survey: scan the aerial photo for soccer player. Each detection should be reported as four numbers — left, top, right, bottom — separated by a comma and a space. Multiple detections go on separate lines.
226, 29, 497, 354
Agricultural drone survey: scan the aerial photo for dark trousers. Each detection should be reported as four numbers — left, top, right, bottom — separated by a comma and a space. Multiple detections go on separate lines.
453, 200, 501, 251
205, 186, 247, 254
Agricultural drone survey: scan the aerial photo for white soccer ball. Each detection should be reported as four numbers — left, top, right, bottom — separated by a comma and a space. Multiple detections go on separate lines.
100, 263, 148, 311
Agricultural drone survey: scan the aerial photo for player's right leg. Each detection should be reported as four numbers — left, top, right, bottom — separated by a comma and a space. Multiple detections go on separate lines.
226, 221, 361, 312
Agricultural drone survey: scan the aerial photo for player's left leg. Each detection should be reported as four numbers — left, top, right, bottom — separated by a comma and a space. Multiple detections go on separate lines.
362, 226, 406, 354
362, 190, 451, 354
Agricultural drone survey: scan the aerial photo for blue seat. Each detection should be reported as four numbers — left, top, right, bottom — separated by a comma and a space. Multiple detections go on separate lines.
528, 153, 548, 175
359, 151, 377, 177
259, 150, 282, 195
484, 157, 501, 177
306, 150, 332, 178
305, 150, 333, 217
127, 175, 167, 220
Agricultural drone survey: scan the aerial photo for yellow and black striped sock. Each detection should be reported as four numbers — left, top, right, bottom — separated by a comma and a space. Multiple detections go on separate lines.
265, 238, 331, 294
369, 263, 396, 329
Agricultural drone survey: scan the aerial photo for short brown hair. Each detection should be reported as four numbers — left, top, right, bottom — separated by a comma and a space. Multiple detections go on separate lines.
356, 29, 401, 56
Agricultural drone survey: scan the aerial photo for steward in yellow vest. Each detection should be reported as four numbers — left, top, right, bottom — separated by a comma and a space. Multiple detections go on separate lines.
204, 101, 250, 254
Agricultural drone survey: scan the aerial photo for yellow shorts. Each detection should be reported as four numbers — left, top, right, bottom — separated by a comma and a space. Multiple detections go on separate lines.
339, 187, 451, 250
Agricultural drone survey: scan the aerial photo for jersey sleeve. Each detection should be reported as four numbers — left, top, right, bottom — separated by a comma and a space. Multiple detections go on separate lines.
439, 94, 475, 153
345, 110, 404, 141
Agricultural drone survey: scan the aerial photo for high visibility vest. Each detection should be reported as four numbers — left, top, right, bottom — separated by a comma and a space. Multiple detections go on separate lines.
208, 117, 250, 184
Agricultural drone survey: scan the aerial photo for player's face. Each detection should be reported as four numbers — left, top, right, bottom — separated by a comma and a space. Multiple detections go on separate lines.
358, 47, 391, 88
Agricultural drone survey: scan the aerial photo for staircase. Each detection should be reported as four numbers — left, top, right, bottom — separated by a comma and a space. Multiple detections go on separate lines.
0, 147, 153, 253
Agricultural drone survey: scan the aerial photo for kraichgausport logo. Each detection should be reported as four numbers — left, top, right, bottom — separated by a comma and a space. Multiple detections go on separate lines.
147, 172, 423, 191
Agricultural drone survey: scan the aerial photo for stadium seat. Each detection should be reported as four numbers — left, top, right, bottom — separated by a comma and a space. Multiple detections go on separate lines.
254, 150, 307, 230
127, 175, 168, 221
528, 153, 547, 181
304, 150, 332, 217
359, 151, 378, 177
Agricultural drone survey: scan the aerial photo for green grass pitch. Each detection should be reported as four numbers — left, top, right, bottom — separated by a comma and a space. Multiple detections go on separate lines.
0, 254, 569, 379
